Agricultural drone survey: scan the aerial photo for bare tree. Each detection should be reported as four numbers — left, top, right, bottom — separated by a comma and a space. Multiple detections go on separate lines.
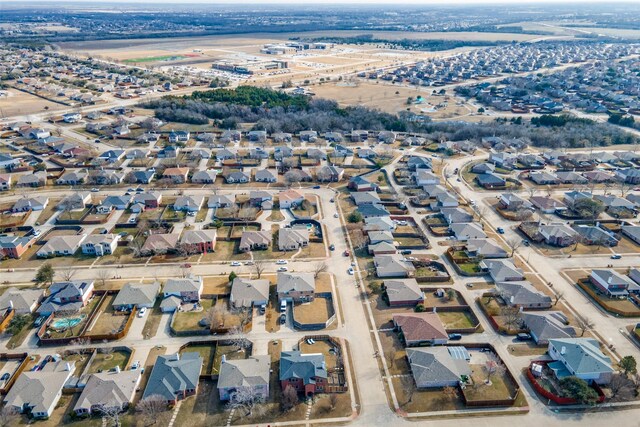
617, 180, 633, 197
129, 237, 145, 258
313, 262, 328, 279
253, 260, 267, 279
609, 373, 635, 402
0, 406, 19, 427
58, 267, 77, 282
55, 310, 82, 337
227, 388, 264, 417
96, 403, 123, 427
505, 237, 522, 257
228, 325, 249, 351
69, 337, 91, 354
553, 291, 565, 306
484, 354, 506, 384
95, 269, 112, 289
350, 228, 367, 251
328, 393, 338, 410
399, 374, 416, 406
281, 384, 299, 412
575, 315, 594, 337
136, 394, 167, 426
205, 304, 229, 328
502, 306, 522, 332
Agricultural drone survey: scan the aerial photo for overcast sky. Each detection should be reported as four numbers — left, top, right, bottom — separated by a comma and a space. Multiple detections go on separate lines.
11, 0, 640, 4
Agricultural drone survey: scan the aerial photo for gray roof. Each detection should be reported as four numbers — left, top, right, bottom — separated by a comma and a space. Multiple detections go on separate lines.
142, 353, 203, 401
217, 356, 270, 389
406, 347, 470, 387
74, 370, 141, 412
440, 208, 473, 224
522, 311, 576, 343
231, 278, 270, 308
112, 282, 160, 308
351, 192, 381, 206
4, 360, 75, 416
180, 230, 217, 245
384, 279, 423, 303
495, 281, 552, 307
163, 277, 202, 295
466, 238, 507, 257
374, 254, 416, 277
277, 272, 315, 294
548, 338, 613, 376
0, 287, 44, 313
450, 223, 487, 240
279, 351, 327, 384
278, 228, 309, 249
480, 259, 524, 282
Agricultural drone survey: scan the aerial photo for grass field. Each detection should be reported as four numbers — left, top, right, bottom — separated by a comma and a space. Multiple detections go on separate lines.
123, 55, 189, 63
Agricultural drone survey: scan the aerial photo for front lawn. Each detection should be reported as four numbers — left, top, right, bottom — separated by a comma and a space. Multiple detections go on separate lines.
87, 349, 130, 374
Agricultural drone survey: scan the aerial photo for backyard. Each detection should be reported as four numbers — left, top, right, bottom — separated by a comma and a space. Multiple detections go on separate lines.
44, 297, 101, 339
293, 296, 334, 326
85, 294, 130, 336
86, 349, 130, 374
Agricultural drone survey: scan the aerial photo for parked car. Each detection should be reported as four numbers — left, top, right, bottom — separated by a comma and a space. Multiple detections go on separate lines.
259, 304, 266, 315
131, 361, 141, 370
448, 333, 462, 341
516, 333, 532, 341
329, 244, 335, 251
330, 198, 334, 203
334, 213, 339, 218
497, 227, 505, 234
611, 254, 622, 259
277, 267, 288, 272
230, 261, 242, 267
280, 301, 287, 312
399, 250, 412, 255
279, 314, 286, 324
137, 307, 147, 318
343, 250, 350, 257
313, 185, 321, 189
347, 267, 354, 275
244, 261, 254, 266
91, 188, 100, 192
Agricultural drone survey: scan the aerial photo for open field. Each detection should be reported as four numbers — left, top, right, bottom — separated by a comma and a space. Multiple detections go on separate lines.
0, 89, 66, 117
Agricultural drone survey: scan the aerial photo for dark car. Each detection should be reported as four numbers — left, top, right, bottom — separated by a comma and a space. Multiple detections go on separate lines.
329, 244, 335, 251
313, 185, 321, 189
400, 250, 412, 255
279, 314, 286, 324
516, 333, 532, 341
448, 333, 462, 341
497, 227, 505, 234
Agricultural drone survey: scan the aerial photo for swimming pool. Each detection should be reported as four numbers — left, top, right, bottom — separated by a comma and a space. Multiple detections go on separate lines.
51, 315, 85, 329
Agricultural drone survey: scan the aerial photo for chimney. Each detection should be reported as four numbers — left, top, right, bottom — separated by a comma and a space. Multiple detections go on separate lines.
608, 276, 612, 284
560, 346, 566, 355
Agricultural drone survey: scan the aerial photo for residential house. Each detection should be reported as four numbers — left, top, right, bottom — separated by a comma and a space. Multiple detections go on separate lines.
383, 279, 424, 307
191, 170, 218, 184
348, 175, 378, 192
58, 192, 91, 211
393, 313, 448, 346
168, 130, 190, 144
279, 189, 305, 209
479, 259, 524, 282
522, 312, 576, 345
37, 235, 87, 258
133, 192, 162, 209
476, 173, 506, 189
112, 282, 161, 310
179, 230, 217, 254
0, 174, 11, 191
163, 276, 203, 303
529, 196, 567, 214
216, 149, 237, 162
589, 269, 635, 297
406, 347, 471, 388
450, 223, 486, 241
299, 130, 318, 143
0, 287, 44, 315
278, 227, 309, 251
556, 171, 588, 185
572, 224, 618, 246
98, 149, 125, 163
130, 170, 155, 184
615, 168, 640, 184
141, 233, 180, 255
621, 225, 640, 245
563, 191, 592, 206
274, 146, 293, 161
249, 191, 272, 207
223, 170, 250, 184
465, 238, 508, 258
99, 195, 131, 211
12, 196, 48, 212
471, 163, 495, 174
357, 204, 390, 219
495, 281, 552, 309
406, 156, 432, 171
316, 165, 344, 182
539, 223, 579, 247
230, 278, 270, 308
374, 254, 416, 278
547, 338, 613, 385
277, 272, 315, 303
37, 280, 94, 315
530, 171, 559, 185
73, 370, 141, 416
239, 231, 272, 252
208, 194, 235, 209
414, 170, 440, 186
218, 356, 270, 401
0, 235, 35, 259
499, 193, 533, 211
594, 195, 636, 217
142, 353, 203, 404
4, 360, 76, 419
279, 351, 328, 396
56, 169, 88, 185
351, 191, 381, 206
173, 195, 204, 212
440, 208, 473, 225
16, 172, 47, 188
363, 216, 396, 232
255, 169, 277, 183
163, 167, 189, 184
81, 234, 120, 257
157, 145, 179, 159
247, 130, 267, 144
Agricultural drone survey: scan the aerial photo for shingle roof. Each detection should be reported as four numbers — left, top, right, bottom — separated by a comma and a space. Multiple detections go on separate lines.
277, 272, 315, 294
112, 282, 160, 308
549, 338, 613, 376
142, 353, 202, 401
406, 347, 470, 386
217, 356, 270, 389
74, 370, 141, 412
279, 351, 327, 384
231, 278, 270, 308
393, 312, 448, 342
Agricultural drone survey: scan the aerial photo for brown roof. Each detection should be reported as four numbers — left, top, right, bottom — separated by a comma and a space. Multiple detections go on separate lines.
393, 312, 448, 342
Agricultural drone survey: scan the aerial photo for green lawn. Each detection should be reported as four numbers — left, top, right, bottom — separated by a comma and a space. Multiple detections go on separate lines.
172, 299, 214, 333
181, 344, 215, 375
87, 349, 130, 374
437, 311, 477, 329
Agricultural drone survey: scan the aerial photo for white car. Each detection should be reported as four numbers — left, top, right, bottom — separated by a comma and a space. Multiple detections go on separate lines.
137, 307, 147, 318
347, 267, 354, 275
276, 259, 288, 265
277, 266, 288, 272
334, 213, 339, 218
230, 261, 242, 267
131, 360, 141, 370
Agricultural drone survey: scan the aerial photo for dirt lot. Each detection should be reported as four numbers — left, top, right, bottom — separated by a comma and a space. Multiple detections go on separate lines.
0, 89, 65, 117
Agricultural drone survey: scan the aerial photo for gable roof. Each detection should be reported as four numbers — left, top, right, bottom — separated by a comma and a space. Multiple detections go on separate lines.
0, 287, 43, 313
163, 277, 202, 295
112, 282, 160, 308
495, 281, 552, 306
142, 353, 203, 401
522, 311, 576, 343
231, 278, 270, 308
74, 370, 141, 412
393, 312, 448, 342
384, 279, 423, 303
549, 338, 613, 376
218, 356, 270, 390
406, 347, 471, 386
277, 272, 315, 294
279, 351, 327, 384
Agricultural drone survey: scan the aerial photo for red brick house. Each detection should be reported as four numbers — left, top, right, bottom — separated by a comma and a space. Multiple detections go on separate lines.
179, 230, 217, 254
280, 351, 328, 396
